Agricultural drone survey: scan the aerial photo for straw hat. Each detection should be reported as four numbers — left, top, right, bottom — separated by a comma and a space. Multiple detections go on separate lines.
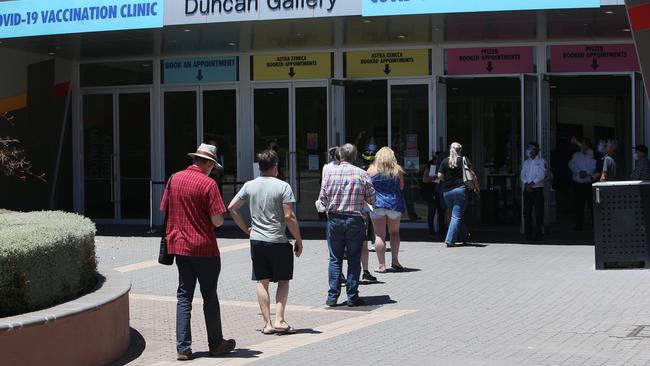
188, 143, 222, 168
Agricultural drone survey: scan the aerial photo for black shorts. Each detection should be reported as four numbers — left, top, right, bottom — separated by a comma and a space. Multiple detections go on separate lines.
250, 240, 294, 282
365, 213, 375, 242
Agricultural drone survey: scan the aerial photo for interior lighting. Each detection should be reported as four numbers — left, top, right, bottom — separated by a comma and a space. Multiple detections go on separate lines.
623, 28, 631, 32
48, 52, 56, 56
228, 42, 237, 46
363, 19, 372, 23
183, 29, 191, 32
605, 10, 614, 14
397, 34, 407, 39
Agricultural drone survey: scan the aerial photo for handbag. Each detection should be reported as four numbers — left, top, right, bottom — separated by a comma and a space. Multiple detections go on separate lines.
462, 157, 480, 193
158, 175, 175, 266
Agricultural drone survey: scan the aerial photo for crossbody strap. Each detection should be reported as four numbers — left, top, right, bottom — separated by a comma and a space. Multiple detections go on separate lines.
162, 174, 175, 237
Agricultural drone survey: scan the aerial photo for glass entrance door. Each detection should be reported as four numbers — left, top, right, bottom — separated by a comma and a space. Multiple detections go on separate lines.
389, 80, 432, 221
253, 82, 329, 220
82, 89, 151, 221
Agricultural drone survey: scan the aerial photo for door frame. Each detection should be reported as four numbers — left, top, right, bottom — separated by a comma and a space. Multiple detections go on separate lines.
251, 80, 330, 200
387, 78, 435, 161
80, 86, 153, 224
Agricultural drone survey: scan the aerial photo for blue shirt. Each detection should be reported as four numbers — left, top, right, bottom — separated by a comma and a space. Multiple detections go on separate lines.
371, 175, 405, 213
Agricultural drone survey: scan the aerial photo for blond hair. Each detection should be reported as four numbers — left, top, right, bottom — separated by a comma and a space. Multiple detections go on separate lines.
373, 147, 404, 177
449, 142, 462, 169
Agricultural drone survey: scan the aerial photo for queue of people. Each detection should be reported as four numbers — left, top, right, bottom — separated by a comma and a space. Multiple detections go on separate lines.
160, 137, 648, 360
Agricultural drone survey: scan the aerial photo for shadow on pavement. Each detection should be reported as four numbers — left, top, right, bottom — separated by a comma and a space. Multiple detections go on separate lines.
109, 328, 146, 366
387, 267, 421, 273
191, 348, 263, 360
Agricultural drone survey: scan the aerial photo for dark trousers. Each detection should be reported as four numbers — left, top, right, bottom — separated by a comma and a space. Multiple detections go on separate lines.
176, 255, 223, 353
427, 193, 447, 235
573, 183, 593, 230
523, 188, 544, 239
327, 214, 364, 302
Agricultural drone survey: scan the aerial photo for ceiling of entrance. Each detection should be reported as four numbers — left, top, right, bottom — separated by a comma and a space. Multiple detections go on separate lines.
0, 7, 633, 60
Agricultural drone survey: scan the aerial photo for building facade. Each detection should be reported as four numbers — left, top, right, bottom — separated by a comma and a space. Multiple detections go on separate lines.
0, 0, 648, 229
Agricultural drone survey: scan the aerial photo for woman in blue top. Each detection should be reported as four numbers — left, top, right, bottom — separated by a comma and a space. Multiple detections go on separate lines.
368, 147, 406, 273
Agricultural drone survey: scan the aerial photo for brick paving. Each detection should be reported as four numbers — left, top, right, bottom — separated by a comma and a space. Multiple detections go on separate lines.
97, 234, 650, 366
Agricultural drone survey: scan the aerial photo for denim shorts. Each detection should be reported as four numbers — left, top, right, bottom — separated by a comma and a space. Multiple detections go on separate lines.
370, 208, 402, 220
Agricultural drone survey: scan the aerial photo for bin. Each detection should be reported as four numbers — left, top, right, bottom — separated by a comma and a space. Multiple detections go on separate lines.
593, 181, 650, 270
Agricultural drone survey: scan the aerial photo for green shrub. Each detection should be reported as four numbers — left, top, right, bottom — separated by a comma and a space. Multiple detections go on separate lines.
0, 211, 97, 317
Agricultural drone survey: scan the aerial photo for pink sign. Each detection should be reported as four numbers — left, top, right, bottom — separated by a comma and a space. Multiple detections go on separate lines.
549, 44, 640, 72
446, 47, 535, 75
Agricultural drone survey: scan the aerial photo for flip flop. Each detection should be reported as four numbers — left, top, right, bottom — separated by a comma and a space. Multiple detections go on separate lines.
374, 268, 387, 273
391, 264, 405, 272
274, 324, 297, 334
261, 327, 276, 335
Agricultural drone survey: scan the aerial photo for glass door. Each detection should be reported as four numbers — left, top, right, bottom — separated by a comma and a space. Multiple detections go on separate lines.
388, 80, 432, 222
82, 88, 152, 221
202, 87, 238, 205
253, 82, 329, 220
83, 92, 115, 219
163, 88, 198, 179
294, 84, 328, 221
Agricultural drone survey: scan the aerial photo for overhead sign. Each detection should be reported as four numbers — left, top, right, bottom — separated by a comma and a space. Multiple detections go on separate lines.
362, 0, 600, 16
163, 57, 238, 84
549, 44, 640, 73
252, 53, 332, 81
0, 0, 163, 39
446, 47, 535, 75
165, 0, 360, 26
346, 49, 430, 78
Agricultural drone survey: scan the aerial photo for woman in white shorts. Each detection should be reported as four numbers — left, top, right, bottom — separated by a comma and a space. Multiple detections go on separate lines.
367, 147, 406, 273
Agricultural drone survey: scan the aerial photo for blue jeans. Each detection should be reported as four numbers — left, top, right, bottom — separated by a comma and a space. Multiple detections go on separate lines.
327, 214, 365, 302
443, 187, 470, 245
176, 255, 223, 353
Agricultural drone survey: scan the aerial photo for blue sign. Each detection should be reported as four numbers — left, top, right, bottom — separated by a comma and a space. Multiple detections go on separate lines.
362, 0, 600, 16
163, 57, 238, 84
0, 0, 163, 39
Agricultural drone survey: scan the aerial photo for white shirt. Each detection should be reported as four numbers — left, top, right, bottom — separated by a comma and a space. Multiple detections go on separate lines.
568, 151, 596, 184
520, 155, 547, 189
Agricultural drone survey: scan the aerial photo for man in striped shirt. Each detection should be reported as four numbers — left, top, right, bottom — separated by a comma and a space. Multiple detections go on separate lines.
319, 143, 376, 307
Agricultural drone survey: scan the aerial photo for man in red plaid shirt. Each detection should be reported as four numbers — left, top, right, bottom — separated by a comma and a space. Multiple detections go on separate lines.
160, 143, 236, 361
319, 143, 376, 307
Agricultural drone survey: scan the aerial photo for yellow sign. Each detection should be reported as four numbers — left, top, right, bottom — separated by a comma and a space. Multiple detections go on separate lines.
346, 49, 430, 78
253, 53, 332, 81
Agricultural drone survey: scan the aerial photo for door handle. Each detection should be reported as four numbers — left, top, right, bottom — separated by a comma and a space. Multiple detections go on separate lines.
110, 154, 116, 203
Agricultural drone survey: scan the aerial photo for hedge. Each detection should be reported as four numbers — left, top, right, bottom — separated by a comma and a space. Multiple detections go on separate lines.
0, 211, 97, 318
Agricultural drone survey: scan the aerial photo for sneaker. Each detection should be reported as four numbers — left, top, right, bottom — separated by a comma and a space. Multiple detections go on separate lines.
177, 351, 193, 361
326, 298, 338, 307
347, 297, 366, 307
209, 339, 236, 357
362, 270, 378, 283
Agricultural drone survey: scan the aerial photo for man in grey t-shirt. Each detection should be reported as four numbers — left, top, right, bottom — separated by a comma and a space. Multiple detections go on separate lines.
228, 149, 303, 335
598, 139, 618, 182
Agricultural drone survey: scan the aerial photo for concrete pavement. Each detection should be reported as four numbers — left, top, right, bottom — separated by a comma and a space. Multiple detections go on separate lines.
98, 235, 650, 366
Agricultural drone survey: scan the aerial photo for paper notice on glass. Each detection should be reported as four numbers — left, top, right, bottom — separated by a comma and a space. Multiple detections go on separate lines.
308, 155, 320, 171
253, 163, 261, 178
428, 165, 437, 177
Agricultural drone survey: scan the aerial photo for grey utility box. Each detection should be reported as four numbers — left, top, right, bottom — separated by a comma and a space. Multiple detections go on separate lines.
593, 181, 650, 270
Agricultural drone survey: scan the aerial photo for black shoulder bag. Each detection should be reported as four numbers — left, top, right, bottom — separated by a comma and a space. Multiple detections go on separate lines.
158, 175, 175, 266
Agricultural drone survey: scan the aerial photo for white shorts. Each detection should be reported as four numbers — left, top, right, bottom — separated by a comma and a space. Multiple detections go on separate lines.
370, 208, 402, 221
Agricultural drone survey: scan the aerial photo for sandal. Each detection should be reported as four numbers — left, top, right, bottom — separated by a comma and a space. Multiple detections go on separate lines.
391, 264, 405, 272
261, 326, 275, 335
374, 267, 387, 273
274, 323, 297, 334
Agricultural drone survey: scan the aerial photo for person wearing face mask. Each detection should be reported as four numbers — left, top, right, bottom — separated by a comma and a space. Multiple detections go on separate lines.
160, 143, 236, 360
630, 145, 650, 181
520, 142, 547, 241
568, 138, 596, 231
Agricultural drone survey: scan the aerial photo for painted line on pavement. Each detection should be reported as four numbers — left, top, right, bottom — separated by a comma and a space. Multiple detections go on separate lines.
114, 242, 249, 273
150, 308, 417, 366
129, 293, 366, 314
